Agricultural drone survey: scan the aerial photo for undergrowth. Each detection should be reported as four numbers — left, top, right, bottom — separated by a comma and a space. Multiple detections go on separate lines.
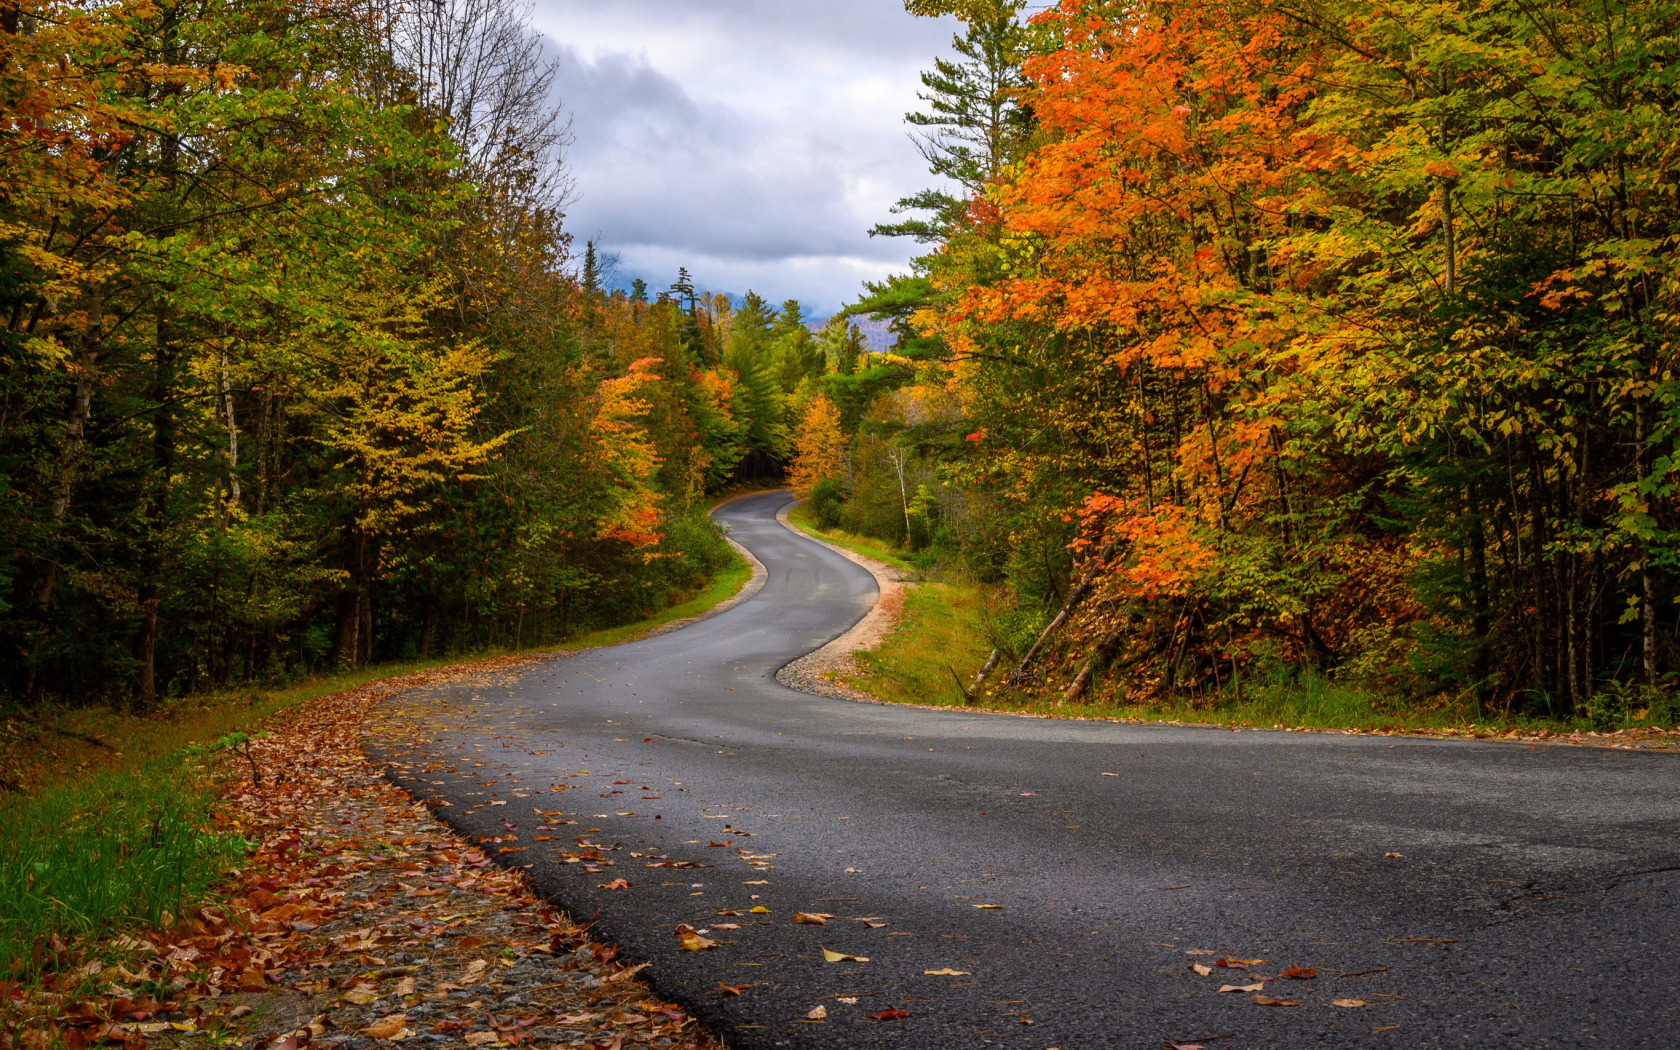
0, 756, 247, 979
796, 511, 1677, 736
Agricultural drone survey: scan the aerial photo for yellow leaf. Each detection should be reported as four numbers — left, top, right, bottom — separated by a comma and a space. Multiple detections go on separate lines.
821, 948, 869, 963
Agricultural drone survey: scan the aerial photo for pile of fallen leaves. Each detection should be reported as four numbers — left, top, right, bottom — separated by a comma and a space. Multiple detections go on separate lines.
0, 656, 721, 1050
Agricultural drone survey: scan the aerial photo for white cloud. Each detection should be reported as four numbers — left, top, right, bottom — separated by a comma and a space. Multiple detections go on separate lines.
531, 0, 959, 315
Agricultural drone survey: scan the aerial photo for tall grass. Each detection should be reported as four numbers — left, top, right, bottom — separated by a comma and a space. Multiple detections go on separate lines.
0, 760, 246, 978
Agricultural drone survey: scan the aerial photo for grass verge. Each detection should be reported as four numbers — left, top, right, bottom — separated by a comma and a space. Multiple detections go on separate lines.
785, 503, 917, 573
0, 544, 752, 980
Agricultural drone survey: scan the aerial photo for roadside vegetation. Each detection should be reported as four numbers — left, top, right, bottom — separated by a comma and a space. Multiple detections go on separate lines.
0, 541, 749, 983
792, 507, 1680, 740
782, 0, 1680, 732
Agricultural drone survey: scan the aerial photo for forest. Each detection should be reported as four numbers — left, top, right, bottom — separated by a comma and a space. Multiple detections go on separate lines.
8, 0, 1680, 726
787, 0, 1680, 724
0, 0, 870, 704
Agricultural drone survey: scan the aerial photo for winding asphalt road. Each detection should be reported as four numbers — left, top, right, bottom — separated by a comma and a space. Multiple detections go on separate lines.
379, 490, 1680, 1049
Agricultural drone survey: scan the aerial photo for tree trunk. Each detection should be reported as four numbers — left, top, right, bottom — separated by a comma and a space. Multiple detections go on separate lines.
966, 648, 1002, 702
1063, 610, 1132, 704
1008, 544, 1113, 685
135, 301, 180, 709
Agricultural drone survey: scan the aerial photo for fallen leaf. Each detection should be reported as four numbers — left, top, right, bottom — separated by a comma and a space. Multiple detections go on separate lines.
342, 987, 380, 1005
599, 879, 631, 890
821, 948, 869, 963
1185, 949, 1217, 956
1385, 852, 1403, 858
1190, 964, 1213, 976
866, 1008, 910, 1021
837, 996, 859, 1004
712, 923, 741, 930
395, 977, 416, 997
924, 968, 970, 976
858, 919, 888, 928
1251, 995, 1304, 1007
1101, 772, 1119, 776
1219, 983, 1265, 993
973, 904, 1003, 910
464, 959, 488, 976
806, 1006, 827, 1020
463, 1032, 501, 1045
679, 934, 719, 951
362, 1015, 408, 1040
750, 906, 771, 914
716, 983, 750, 996
238, 968, 269, 992
1276, 966, 1317, 980
792, 913, 833, 925
1333, 998, 1367, 1008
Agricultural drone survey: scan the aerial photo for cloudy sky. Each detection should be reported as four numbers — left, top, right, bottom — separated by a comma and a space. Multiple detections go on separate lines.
527, 1, 960, 317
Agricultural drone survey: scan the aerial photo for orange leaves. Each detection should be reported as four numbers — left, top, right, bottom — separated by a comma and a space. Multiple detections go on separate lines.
1076, 496, 1213, 601
590, 357, 666, 551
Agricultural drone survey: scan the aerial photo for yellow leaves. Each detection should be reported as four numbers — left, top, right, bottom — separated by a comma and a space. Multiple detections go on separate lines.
788, 394, 846, 497
821, 948, 869, 962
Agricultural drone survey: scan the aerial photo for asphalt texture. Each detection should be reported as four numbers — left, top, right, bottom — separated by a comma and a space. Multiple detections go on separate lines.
375, 490, 1680, 1049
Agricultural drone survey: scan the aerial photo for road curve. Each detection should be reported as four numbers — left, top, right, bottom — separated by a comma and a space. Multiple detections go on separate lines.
377, 490, 1680, 1049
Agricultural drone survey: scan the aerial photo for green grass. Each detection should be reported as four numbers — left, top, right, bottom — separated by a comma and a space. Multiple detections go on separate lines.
785, 504, 917, 573
0, 759, 245, 979
0, 545, 753, 981
852, 583, 993, 705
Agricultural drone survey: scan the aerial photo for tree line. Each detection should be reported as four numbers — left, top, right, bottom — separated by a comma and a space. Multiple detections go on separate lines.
790, 0, 1680, 721
0, 0, 858, 705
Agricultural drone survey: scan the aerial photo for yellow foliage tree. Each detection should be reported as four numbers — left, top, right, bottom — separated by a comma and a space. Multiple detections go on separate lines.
788, 395, 846, 498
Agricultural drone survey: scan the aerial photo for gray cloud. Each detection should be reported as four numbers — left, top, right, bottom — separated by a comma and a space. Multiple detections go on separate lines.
532, 1, 958, 313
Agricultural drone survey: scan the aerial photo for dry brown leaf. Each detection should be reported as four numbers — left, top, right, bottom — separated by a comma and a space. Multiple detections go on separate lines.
1190, 963, 1214, 976
1333, 998, 1368, 1008
680, 933, 719, 951
1218, 982, 1265, 993
463, 1031, 501, 1045
806, 1006, 827, 1020
1251, 995, 1304, 1007
361, 1015, 408, 1040
924, 968, 970, 976
394, 977, 415, 997
792, 912, 833, 925
821, 948, 869, 962
342, 987, 380, 1006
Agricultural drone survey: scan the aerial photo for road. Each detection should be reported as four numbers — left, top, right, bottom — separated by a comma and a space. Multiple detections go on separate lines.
376, 490, 1680, 1049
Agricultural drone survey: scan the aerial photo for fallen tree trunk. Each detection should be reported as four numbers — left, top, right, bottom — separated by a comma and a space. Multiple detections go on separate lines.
965, 648, 1002, 703
1062, 609, 1134, 704
1007, 545, 1114, 686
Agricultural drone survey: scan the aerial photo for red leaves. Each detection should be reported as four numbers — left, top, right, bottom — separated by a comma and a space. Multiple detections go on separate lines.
866, 1008, 911, 1021
1275, 966, 1316, 980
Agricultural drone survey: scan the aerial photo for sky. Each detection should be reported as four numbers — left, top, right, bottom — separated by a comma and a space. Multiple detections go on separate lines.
527, 0, 960, 318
